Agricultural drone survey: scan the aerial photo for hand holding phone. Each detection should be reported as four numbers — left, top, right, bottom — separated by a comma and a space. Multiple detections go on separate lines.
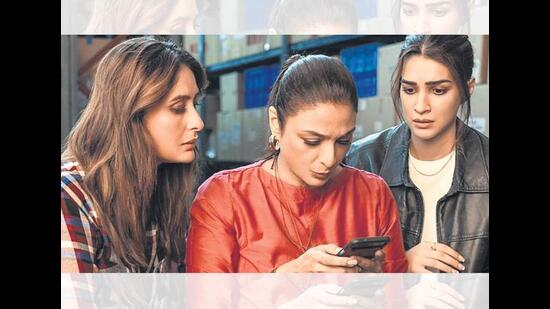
337, 236, 391, 259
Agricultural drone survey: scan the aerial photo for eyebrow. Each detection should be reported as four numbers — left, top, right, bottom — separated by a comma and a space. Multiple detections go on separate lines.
301, 128, 356, 139
426, 1, 452, 8
170, 92, 198, 104
401, 79, 453, 86
402, 1, 450, 6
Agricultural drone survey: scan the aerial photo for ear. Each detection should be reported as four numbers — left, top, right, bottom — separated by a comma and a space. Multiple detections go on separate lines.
468, 77, 476, 97
268, 106, 281, 138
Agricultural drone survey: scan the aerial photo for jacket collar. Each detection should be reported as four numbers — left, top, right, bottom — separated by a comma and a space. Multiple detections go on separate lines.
379, 119, 489, 193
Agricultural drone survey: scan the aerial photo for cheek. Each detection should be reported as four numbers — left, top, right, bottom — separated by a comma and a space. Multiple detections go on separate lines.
283, 140, 314, 165
401, 98, 414, 117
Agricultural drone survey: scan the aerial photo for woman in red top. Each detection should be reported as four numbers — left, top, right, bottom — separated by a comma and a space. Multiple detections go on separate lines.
186, 54, 408, 273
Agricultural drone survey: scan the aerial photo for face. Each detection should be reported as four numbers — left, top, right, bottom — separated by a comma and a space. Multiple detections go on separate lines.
400, 55, 465, 144
163, 0, 198, 33
144, 65, 204, 164
398, 0, 468, 33
271, 103, 356, 188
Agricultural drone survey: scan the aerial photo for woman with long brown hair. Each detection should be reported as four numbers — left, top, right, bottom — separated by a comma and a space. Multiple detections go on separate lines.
61, 37, 208, 272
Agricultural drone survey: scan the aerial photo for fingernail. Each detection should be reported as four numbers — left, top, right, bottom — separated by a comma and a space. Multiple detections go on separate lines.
347, 259, 358, 266
453, 270, 459, 273
459, 256, 465, 262
460, 264, 465, 271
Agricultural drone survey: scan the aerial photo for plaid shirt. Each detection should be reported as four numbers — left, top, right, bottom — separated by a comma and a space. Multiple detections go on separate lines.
61, 160, 167, 273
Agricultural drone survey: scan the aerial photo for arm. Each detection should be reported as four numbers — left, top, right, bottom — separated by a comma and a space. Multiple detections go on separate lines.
61, 191, 97, 273
185, 176, 239, 272
376, 179, 409, 273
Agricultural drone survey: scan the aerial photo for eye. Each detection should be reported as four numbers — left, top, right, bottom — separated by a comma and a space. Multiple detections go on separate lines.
402, 87, 416, 95
433, 88, 447, 95
337, 140, 351, 146
432, 6, 450, 17
402, 6, 416, 16
170, 103, 186, 114
304, 140, 321, 146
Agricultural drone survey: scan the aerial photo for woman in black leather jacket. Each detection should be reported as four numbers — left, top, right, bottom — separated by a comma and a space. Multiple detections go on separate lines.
347, 35, 488, 273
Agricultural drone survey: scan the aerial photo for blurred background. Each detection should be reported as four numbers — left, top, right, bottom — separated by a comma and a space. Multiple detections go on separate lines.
61, 34, 489, 181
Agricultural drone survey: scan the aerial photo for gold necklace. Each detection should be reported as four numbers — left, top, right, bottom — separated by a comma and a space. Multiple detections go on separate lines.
409, 149, 455, 177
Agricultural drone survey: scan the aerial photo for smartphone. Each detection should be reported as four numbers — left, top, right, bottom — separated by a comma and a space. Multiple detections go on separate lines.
337, 276, 391, 296
337, 236, 391, 258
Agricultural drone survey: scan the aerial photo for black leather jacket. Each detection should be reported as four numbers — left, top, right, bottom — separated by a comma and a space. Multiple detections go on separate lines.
346, 120, 489, 272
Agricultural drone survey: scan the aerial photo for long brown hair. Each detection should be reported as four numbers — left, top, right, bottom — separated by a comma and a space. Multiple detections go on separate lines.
62, 37, 208, 271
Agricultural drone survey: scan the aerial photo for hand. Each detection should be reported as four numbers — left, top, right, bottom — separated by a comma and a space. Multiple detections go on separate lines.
274, 244, 360, 273
406, 242, 465, 273
407, 279, 465, 309
277, 284, 364, 308
352, 249, 385, 273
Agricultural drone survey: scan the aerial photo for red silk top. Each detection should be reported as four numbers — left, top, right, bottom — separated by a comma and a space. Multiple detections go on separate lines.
186, 162, 408, 273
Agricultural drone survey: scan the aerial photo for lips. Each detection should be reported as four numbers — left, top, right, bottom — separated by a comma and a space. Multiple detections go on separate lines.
412, 119, 434, 129
182, 138, 198, 145
413, 119, 434, 123
312, 171, 331, 178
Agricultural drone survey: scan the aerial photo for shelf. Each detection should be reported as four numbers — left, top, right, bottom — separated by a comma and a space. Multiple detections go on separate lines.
205, 35, 406, 76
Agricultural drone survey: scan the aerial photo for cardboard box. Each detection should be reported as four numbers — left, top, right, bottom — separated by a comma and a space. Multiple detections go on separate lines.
183, 35, 200, 61
290, 35, 320, 43
220, 72, 244, 112
467, 84, 489, 136
267, 35, 282, 49
205, 35, 221, 65
216, 110, 243, 161
240, 107, 270, 162
76, 36, 113, 68
377, 42, 403, 97
230, 35, 247, 60
354, 96, 397, 141
470, 35, 489, 84
203, 94, 220, 130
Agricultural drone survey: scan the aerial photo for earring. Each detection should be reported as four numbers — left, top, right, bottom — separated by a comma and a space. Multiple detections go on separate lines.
269, 134, 280, 151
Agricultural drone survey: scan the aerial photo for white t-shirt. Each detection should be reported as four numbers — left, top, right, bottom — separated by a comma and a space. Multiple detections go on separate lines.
408, 149, 456, 244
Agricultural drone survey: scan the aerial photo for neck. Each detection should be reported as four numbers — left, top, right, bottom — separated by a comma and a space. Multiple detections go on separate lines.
262, 157, 306, 187
409, 125, 457, 161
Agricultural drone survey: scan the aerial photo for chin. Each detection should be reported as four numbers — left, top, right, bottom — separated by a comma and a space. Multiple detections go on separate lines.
179, 152, 196, 163
305, 177, 329, 188
411, 128, 438, 142
165, 152, 196, 164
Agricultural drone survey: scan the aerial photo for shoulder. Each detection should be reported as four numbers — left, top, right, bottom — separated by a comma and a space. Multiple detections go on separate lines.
349, 125, 401, 157
464, 125, 489, 161
195, 162, 262, 199
61, 160, 98, 223
340, 164, 390, 190
346, 125, 404, 173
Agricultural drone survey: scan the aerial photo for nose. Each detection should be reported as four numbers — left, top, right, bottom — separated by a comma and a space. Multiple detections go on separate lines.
413, 12, 431, 34
319, 143, 338, 170
189, 105, 204, 133
414, 90, 431, 114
